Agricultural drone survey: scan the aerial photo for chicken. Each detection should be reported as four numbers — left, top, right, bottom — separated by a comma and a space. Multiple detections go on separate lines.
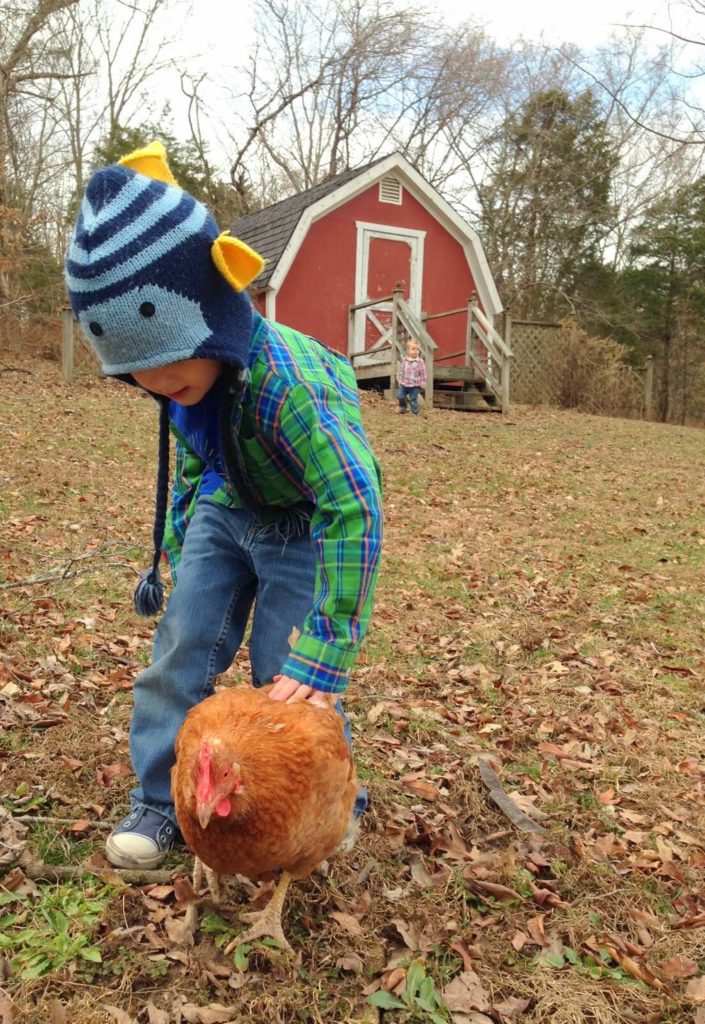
171, 684, 359, 951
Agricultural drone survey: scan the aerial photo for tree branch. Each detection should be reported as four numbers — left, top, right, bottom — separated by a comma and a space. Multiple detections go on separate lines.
559, 49, 705, 146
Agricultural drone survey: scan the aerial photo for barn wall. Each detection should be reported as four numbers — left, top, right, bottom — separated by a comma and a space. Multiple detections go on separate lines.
273, 182, 481, 357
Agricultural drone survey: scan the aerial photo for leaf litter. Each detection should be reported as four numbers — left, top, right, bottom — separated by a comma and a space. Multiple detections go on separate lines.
1, 362, 705, 1022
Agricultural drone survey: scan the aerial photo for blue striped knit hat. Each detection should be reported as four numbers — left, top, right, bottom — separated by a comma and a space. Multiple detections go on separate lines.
65, 143, 262, 375
65, 142, 264, 616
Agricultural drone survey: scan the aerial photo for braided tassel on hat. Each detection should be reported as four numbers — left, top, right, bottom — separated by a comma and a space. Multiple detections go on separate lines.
134, 398, 170, 616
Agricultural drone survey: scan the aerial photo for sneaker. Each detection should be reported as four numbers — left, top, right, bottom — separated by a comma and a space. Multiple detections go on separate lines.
105, 807, 182, 869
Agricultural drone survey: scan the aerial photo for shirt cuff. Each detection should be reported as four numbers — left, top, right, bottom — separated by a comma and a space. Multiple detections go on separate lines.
280, 633, 359, 693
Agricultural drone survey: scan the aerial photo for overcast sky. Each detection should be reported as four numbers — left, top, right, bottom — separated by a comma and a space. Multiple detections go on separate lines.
437, 0, 668, 44
172, 0, 696, 167
182, 0, 679, 67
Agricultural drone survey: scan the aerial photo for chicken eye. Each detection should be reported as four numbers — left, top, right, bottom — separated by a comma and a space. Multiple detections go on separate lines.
139, 301, 156, 318
89, 321, 103, 337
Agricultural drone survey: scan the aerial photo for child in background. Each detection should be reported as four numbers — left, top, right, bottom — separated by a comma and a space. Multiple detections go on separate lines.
65, 142, 383, 869
397, 339, 427, 415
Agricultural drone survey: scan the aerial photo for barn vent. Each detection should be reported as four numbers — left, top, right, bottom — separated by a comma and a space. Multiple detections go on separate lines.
379, 176, 402, 205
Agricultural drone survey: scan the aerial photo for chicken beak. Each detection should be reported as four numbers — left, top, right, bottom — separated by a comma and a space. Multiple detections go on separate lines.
198, 803, 213, 830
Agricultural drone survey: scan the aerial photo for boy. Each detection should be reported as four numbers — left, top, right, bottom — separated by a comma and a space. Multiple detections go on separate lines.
397, 338, 427, 415
65, 143, 383, 869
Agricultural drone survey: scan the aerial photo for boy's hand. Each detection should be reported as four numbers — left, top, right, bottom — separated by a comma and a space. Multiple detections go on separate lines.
268, 674, 331, 707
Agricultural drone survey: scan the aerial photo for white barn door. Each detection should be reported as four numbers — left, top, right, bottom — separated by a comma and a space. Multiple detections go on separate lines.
353, 222, 425, 364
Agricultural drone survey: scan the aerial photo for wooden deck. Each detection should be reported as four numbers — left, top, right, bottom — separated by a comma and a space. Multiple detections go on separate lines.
356, 359, 501, 412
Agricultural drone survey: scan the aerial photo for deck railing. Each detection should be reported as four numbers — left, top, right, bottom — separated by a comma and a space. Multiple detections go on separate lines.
465, 295, 512, 413
392, 289, 438, 409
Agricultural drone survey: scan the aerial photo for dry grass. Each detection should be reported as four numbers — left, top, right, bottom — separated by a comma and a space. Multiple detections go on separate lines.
1, 355, 704, 1024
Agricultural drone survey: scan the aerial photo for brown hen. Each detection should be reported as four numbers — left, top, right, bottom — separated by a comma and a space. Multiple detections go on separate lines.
171, 684, 358, 950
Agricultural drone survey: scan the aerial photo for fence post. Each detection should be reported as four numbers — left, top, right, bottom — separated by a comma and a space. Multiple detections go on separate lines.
502, 309, 512, 352
62, 307, 74, 383
644, 355, 654, 421
421, 311, 434, 411
501, 309, 512, 413
466, 293, 477, 369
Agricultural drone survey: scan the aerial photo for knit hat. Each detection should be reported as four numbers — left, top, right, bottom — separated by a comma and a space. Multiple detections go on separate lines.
65, 142, 264, 616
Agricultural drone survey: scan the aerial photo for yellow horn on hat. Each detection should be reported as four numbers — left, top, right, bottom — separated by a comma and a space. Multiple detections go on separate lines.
212, 232, 265, 292
118, 140, 178, 186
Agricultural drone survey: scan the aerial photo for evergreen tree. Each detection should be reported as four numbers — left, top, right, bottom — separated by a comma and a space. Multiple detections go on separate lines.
478, 88, 617, 319
94, 123, 258, 226
623, 177, 705, 421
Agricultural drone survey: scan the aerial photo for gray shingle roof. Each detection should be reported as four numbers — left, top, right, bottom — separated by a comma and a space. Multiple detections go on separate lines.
233, 156, 391, 289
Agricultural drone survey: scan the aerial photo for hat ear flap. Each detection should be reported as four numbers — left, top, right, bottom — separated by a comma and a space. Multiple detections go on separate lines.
118, 140, 178, 186
212, 232, 264, 292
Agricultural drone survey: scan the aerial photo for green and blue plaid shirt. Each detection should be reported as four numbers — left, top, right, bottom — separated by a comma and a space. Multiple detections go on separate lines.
161, 312, 383, 693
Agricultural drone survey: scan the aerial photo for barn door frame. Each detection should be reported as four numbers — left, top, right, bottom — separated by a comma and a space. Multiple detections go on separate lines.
352, 221, 426, 359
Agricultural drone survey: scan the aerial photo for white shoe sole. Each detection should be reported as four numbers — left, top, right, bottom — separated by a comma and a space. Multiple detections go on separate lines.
105, 833, 169, 870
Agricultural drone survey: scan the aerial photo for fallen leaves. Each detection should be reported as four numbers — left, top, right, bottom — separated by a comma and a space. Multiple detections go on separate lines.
687, 976, 705, 1004
403, 776, 444, 802
442, 969, 490, 1013
4, 375, 705, 1023
329, 910, 364, 937
660, 955, 699, 981
105, 1003, 240, 1024
0, 810, 27, 867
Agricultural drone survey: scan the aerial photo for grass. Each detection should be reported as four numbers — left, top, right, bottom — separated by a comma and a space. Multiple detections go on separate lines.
1, 356, 705, 1022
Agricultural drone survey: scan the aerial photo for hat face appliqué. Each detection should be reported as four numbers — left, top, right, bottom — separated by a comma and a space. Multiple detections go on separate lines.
76, 284, 212, 375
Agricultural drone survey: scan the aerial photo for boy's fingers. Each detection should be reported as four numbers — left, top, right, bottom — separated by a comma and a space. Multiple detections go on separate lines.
268, 675, 300, 701
285, 684, 314, 703
268, 675, 329, 707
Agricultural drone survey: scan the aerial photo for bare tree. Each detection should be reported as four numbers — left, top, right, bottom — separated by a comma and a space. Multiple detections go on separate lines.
579, 1, 705, 145
225, 0, 426, 194
389, 24, 510, 196
53, 0, 185, 217
0, 0, 80, 306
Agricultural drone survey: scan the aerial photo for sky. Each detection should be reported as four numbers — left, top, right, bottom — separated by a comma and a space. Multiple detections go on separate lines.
171, 0, 699, 166
434, 0, 667, 44
181, 0, 678, 67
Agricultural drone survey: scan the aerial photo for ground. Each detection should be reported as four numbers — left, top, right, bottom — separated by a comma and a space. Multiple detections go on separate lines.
1, 355, 704, 1024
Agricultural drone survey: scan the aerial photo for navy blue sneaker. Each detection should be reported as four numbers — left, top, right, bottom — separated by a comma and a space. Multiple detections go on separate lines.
106, 807, 182, 869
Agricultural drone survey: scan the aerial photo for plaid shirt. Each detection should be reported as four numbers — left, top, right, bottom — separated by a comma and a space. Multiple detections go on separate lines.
399, 355, 427, 388
161, 312, 383, 694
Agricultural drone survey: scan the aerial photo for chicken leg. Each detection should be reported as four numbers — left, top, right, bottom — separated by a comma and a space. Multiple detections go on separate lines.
223, 870, 293, 954
185, 856, 222, 934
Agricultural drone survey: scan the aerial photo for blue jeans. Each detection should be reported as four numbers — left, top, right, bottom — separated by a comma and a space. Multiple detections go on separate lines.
397, 385, 420, 414
129, 499, 367, 824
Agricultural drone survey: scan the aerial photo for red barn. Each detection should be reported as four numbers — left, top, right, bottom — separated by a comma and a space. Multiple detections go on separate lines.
234, 154, 509, 411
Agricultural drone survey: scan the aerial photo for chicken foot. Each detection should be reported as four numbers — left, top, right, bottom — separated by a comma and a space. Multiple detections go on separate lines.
223, 870, 293, 954
185, 857, 222, 935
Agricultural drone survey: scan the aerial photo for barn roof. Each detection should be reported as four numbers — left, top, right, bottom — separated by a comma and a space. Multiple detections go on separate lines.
233, 153, 502, 316
233, 157, 388, 289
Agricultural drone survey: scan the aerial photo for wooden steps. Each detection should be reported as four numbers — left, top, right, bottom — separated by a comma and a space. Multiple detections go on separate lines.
354, 360, 393, 382
349, 291, 511, 412
382, 383, 499, 412
433, 389, 496, 412
432, 366, 484, 384
354, 359, 502, 413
